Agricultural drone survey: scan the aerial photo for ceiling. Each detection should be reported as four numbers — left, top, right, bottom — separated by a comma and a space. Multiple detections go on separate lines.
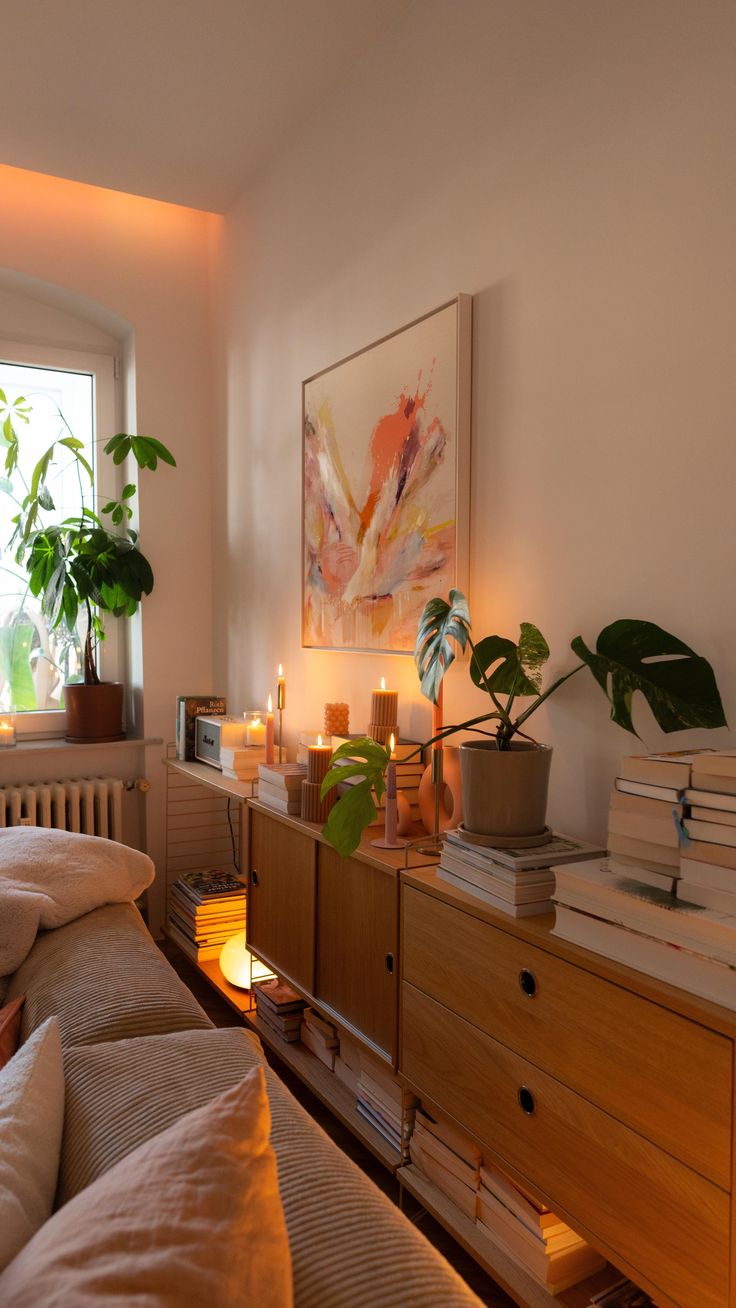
0, 0, 412, 213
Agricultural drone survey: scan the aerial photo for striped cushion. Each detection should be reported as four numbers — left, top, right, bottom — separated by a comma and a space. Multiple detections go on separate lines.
61, 1027, 481, 1307
6, 903, 212, 1048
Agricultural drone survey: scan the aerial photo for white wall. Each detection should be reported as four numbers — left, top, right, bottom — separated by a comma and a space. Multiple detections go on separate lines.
218, 0, 736, 842
0, 165, 220, 929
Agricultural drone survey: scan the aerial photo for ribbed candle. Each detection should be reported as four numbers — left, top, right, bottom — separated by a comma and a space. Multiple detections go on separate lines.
301, 780, 336, 824
307, 739, 332, 785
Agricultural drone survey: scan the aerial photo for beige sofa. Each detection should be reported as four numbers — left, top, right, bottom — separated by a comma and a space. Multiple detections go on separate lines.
5, 900, 482, 1307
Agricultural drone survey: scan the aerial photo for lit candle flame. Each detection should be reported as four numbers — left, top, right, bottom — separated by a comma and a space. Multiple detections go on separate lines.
267, 694, 273, 712
380, 676, 386, 691
278, 664, 283, 676
317, 734, 323, 747
389, 732, 395, 754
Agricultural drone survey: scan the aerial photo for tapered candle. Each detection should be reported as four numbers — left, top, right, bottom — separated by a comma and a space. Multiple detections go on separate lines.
385, 734, 398, 845
277, 664, 286, 711
307, 733, 332, 785
265, 695, 275, 765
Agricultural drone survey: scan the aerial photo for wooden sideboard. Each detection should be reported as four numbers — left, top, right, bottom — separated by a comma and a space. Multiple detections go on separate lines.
399, 866, 736, 1308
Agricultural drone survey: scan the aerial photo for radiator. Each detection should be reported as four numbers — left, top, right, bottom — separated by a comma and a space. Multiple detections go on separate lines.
0, 777, 124, 840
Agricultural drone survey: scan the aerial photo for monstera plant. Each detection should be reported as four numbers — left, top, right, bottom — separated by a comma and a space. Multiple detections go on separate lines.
321, 590, 726, 856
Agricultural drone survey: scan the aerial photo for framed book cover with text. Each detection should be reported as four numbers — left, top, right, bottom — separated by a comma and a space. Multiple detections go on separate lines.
302, 295, 472, 654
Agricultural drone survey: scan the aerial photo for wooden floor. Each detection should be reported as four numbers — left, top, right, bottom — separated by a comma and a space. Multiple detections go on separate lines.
163, 942, 514, 1307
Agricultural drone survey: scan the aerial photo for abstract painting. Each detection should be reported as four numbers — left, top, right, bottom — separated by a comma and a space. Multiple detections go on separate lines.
302, 295, 471, 653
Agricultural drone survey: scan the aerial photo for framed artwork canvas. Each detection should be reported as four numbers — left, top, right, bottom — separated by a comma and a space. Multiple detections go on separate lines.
302, 294, 471, 653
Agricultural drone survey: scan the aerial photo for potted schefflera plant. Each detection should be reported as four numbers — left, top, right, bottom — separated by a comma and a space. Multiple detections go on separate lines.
1, 389, 175, 741
320, 589, 726, 857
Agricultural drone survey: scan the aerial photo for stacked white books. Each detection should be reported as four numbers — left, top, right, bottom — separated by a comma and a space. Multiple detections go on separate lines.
438, 829, 606, 918
166, 869, 246, 962
679, 752, 736, 914
607, 752, 699, 891
356, 1050, 417, 1157
552, 858, 736, 1009
220, 744, 265, 780
257, 763, 307, 814
409, 1106, 481, 1219
478, 1159, 606, 1292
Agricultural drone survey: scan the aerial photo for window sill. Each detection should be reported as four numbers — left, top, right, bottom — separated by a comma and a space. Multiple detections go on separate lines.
4, 736, 163, 758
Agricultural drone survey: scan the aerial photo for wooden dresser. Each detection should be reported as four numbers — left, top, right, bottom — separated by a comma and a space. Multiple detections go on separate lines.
399, 867, 735, 1308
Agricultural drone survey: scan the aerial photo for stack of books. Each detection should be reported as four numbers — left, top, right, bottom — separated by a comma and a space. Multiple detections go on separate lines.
253, 977, 305, 1041
356, 1050, 417, 1156
220, 744, 265, 781
333, 1030, 361, 1095
607, 753, 694, 891
166, 869, 245, 962
552, 857, 736, 1008
679, 752, 736, 913
300, 1007, 339, 1069
477, 1159, 606, 1293
438, 829, 606, 917
257, 763, 307, 814
409, 1106, 481, 1219
332, 736, 425, 827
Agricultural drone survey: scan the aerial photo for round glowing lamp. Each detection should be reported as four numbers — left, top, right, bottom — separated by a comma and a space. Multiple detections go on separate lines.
219, 932, 271, 990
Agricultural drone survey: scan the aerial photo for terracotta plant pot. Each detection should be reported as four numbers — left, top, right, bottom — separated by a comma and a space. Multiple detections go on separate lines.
459, 740, 552, 838
64, 682, 125, 743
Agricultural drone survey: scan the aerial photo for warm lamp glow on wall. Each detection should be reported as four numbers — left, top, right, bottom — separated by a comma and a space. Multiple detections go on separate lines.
219, 932, 272, 990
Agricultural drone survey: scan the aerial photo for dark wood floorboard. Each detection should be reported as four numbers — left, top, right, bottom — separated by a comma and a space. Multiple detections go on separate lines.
162, 943, 514, 1307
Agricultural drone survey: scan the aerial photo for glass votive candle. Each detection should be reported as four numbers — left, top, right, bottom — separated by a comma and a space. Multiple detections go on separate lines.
244, 710, 267, 747
0, 712, 16, 747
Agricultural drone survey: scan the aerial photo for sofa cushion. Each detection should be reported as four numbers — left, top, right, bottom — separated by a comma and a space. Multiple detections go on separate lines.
6, 903, 213, 1048
60, 1025, 265, 1203
60, 1024, 482, 1306
0, 1018, 64, 1273
0, 995, 24, 1069
0, 1066, 293, 1308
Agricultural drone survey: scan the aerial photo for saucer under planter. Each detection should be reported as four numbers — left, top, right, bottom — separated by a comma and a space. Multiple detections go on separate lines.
64, 682, 125, 743
459, 739, 552, 839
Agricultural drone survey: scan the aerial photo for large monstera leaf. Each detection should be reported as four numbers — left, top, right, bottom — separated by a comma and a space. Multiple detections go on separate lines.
571, 620, 726, 736
470, 623, 550, 697
414, 589, 471, 703
320, 737, 391, 858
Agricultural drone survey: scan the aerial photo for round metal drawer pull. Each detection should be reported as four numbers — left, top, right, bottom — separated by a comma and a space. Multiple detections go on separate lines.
517, 1085, 536, 1115
518, 968, 538, 998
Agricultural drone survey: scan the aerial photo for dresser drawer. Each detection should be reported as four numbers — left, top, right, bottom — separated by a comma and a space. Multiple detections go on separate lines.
402, 886, 732, 1187
402, 983, 730, 1308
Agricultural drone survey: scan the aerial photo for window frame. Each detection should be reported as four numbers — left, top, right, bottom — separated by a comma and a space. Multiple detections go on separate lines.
0, 340, 121, 738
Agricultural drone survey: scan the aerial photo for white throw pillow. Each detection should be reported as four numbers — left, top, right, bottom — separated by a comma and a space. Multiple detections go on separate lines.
0, 1017, 64, 1271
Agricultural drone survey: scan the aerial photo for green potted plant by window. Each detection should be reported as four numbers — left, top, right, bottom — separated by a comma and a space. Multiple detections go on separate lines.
320, 589, 726, 857
0, 388, 175, 741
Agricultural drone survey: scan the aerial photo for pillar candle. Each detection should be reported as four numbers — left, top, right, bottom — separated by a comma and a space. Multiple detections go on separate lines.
246, 716, 266, 747
324, 701, 349, 736
265, 695, 275, 765
370, 677, 398, 729
307, 734, 332, 785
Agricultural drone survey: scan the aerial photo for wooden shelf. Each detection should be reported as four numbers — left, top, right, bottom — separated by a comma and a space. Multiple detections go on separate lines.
398, 1165, 617, 1308
246, 1010, 402, 1173
165, 756, 258, 802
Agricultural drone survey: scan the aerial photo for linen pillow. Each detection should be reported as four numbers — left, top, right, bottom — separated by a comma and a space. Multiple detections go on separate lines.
0, 1065, 293, 1308
0, 994, 24, 1069
0, 1017, 64, 1272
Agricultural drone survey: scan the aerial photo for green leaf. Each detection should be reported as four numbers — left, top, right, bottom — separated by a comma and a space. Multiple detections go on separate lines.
100, 501, 117, 516
471, 625, 550, 697
136, 436, 176, 467
321, 778, 378, 858
122, 483, 136, 499
38, 486, 55, 511
571, 620, 727, 737
414, 589, 471, 703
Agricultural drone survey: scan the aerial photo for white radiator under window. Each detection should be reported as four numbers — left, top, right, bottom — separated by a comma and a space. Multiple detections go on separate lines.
0, 777, 124, 840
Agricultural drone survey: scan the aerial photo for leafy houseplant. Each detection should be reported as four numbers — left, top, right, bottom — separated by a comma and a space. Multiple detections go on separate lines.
320, 589, 726, 856
0, 388, 175, 737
